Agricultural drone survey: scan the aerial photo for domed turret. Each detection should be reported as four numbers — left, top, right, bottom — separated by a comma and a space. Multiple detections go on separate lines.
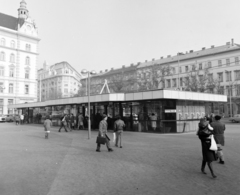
18, 0, 29, 19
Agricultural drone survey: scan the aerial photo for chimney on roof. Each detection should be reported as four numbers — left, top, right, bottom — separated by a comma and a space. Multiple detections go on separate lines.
232, 38, 234, 46
167, 55, 171, 58
145, 60, 148, 62
122, 65, 125, 68
105, 69, 108, 72
202, 47, 205, 50
186, 51, 188, 54
226, 42, 230, 45
100, 70, 102, 73
190, 50, 193, 53
160, 57, 163, 59
130, 63, 134, 66
211, 45, 214, 48
152, 58, 155, 61
137, 62, 141, 65
111, 68, 114, 70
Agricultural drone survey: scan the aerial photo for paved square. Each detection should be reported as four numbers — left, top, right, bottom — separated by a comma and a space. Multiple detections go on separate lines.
0, 122, 239, 195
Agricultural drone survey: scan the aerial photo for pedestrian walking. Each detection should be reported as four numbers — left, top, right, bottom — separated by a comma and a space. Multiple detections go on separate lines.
15, 115, 20, 125
78, 114, 84, 130
44, 115, 52, 139
96, 114, 113, 152
211, 115, 226, 164
114, 115, 125, 148
20, 114, 24, 124
70, 114, 75, 130
149, 113, 157, 131
58, 114, 68, 132
197, 118, 217, 178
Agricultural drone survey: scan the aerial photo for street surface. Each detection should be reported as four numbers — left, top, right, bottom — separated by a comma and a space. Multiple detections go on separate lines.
0, 122, 239, 195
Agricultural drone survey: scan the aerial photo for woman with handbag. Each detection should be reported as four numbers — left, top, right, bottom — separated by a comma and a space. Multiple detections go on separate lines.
96, 114, 113, 152
197, 118, 217, 178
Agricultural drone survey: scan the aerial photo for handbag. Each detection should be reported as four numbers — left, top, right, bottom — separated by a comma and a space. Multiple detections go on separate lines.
209, 135, 218, 151
113, 133, 116, 143
96, 136, 106, 145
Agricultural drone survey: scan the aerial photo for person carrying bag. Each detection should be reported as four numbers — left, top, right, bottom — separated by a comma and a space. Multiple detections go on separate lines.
96, 114, 113, 152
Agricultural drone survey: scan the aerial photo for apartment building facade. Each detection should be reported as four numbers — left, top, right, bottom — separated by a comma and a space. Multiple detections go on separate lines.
0, 0, 40, 114
38, 61, 82, 101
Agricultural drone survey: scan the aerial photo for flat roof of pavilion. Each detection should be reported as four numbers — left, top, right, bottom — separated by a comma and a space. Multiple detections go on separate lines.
9, 89, 227, 109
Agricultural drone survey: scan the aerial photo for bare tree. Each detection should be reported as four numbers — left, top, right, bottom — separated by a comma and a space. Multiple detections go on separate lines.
137, 63, 173, 91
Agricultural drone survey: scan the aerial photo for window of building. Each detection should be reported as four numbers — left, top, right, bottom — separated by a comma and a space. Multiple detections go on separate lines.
226, 58, 230, 66
26, 44, 31, 51
10, 41, 15, 48
199, 63, 202, 70
10, 53, 15, 63
64, 88, 68, 93
0, 38, 5, 46
185, 77, 189, 85
8, 99, 14, 114
219, 86, 224, 95
172, 67, 176, 74
9, 68, 14, 77
217, 72, 223, 82
0, 52, 5, 61
0, 82, 4, 93
199, 75, 203, 82
64, 84, 68, 87
25, 85, 29, 94
226, 71, 232, 81
172, 78, 176, 87
0, 67, 4, 76
208, 74, 213, 82
9, 83, 13, 93
235, 57, 239, 65
226, 86, 232, 96
25, 56, 30, 65
236, 85, 240, 96
218, 60, 222, 66
208, 61, 212, 68
192, 64, 196, 71
180, 78, 183, 86
25, 70, 29, 79
185, 66, 188, 72
235, 70, 240, 81
179, 67, 182, 73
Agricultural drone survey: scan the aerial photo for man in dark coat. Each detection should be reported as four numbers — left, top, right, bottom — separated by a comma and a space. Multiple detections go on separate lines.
211, 115, 225, 164
96, 114, 113, 152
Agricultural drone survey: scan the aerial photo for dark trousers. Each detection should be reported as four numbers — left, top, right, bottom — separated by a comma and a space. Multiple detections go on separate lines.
59, 122, 68, 132
115, 132, 122, 146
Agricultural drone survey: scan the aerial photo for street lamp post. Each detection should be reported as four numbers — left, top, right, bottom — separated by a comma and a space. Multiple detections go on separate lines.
81, 69, 96, 139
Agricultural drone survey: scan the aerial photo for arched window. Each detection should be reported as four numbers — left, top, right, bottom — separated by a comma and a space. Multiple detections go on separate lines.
0, 38, 5, 46
10, 54, 15, 63
25, 56, 30, 65
10, 41, 15, 48
0, 52, 5, 61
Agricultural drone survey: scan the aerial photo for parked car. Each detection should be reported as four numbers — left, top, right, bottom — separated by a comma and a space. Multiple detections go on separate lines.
229, 114, 240, 123
0, 115, 6, 122
6, 114, 15, 122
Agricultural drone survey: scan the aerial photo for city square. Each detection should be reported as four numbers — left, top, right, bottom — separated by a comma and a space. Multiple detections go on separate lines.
0, 121, 239, 195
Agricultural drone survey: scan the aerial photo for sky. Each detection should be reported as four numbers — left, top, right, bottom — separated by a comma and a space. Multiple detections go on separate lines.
1, 0, 240, 73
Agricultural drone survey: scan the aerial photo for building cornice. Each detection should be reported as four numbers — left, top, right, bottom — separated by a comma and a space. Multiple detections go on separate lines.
0, 26, 40, 41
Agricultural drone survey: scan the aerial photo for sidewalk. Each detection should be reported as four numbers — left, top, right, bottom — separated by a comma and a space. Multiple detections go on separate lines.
0, 122, 239, 195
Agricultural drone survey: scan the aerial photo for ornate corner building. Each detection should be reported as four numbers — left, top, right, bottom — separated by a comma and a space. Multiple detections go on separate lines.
0, 0, 40, 114
37, 61, 82, 101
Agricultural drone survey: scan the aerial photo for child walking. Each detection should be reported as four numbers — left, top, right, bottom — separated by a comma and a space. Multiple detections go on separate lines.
44, 115, 52, 139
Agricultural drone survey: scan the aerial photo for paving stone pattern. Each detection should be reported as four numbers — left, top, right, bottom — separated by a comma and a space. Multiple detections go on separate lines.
0, 123, 239, 195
